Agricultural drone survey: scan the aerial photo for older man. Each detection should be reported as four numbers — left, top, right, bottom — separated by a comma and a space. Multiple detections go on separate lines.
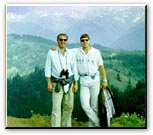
45, 33, 78, 127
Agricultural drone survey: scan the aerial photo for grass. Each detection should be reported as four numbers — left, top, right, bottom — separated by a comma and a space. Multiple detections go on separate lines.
6, 114, 88, 128
6, 113, 145, 128
6, 114, 50, 127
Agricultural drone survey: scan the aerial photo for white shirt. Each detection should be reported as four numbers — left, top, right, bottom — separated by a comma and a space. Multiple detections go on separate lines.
45, 47, 79, 81
73, 47, 103, 84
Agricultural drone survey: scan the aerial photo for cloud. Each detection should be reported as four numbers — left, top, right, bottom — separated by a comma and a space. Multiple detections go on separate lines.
7, 5, 145, 45
7, 13, 25, 22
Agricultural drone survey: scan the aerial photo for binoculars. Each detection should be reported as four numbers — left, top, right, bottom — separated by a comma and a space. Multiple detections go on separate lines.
60, 69, 69, 79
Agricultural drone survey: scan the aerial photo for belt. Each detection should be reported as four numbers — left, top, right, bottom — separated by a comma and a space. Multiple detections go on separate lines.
51, 75, 74, 93
51, 75, 74, 84
80, 73, 98, 79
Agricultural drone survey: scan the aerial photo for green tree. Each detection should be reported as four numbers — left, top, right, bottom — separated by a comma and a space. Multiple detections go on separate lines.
117, 73, 121, 82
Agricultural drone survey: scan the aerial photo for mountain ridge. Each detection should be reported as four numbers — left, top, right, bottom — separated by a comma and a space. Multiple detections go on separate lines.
7, 6, 145, 47
7, 34, 145, 78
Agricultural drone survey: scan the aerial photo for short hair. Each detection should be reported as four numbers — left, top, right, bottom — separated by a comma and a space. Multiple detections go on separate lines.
57, 33, 68, 40
80, 34, 90, 40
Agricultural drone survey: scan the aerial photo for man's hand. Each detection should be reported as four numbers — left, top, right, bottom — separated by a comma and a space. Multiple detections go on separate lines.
50, 45, 57, 50
46, 77, 53, 92
72, 82, 78, 93
47, 82, 53, 93
101, 81, 108, 89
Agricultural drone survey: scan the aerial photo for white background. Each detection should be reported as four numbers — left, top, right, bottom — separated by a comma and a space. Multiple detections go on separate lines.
0, 0, 152, 135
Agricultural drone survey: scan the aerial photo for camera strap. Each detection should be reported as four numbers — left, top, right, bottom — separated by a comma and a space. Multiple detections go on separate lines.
58, 49, 68, 71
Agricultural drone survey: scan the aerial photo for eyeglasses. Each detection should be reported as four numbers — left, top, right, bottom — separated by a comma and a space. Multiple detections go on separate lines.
59, 38, 68, 42
81, 39, 89, 42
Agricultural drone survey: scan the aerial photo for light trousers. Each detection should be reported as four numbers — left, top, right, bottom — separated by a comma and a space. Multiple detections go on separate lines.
80, 80, 100, 127
51, 83, 74, 127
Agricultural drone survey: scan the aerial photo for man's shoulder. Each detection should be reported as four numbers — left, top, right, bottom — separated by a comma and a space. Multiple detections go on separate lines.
91, 47, 100, 52
67, 47, 80, 53
47, 49, 58, 56
49, 49, 58, 53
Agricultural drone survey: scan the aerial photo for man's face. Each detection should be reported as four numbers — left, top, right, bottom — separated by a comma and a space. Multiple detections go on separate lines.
57, 35, 68, 49
80, 38, 90, 48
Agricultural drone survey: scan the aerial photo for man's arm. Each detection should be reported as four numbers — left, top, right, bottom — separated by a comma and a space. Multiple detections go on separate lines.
71, 50, 79, 93
45, 50, 53, 92
96, 49, 108, 89
99, 65, 108, 89
50, 45, 79, 53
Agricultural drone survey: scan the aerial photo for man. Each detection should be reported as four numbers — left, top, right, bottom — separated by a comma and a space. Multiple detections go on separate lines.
45, 33, 78, 127
76, 34, 108, 127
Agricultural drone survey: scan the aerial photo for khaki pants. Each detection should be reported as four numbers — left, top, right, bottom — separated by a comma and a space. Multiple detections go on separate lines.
51, 83, 74, 127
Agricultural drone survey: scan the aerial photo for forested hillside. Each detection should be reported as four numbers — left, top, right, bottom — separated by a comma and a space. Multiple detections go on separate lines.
7, 67, 146, 122
7, 34, 145, 91
7, 34, 56, 77
103, 50, 145, 91
7, 34, 146, 126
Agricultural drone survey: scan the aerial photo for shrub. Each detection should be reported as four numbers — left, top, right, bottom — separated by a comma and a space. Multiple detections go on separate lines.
110, 112, 145, 127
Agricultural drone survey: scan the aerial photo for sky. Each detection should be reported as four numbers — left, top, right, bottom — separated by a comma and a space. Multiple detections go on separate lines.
7, 6, 36, 14
7, 4, 144, 15
6, 4, 145, 46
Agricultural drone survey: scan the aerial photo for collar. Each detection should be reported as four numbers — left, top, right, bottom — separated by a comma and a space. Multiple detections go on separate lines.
57, 47, 68, 54
80, 46, 93, 54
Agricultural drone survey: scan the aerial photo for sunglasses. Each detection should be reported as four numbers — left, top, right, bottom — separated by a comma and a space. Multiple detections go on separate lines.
59, 38, 68, 42
81, 39, 89, 42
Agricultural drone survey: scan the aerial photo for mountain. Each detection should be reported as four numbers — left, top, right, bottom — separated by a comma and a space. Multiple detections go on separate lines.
7, 6, 145, 49
7, 34, 54, 77
7, 34, 112, 77
7, 15, 126, 46
7, 34, 145, 93
7, 34, 145, 81
110, 21, 145, 50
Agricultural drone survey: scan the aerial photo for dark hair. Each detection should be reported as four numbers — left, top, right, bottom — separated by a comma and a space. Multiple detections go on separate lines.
57, 33, 68, 40
80, 34, 90, 40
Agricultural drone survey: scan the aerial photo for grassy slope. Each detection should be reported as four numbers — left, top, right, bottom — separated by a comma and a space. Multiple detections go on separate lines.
106, 69, 137, 92
6, 115, 88, 128
6, 113, 145, 128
